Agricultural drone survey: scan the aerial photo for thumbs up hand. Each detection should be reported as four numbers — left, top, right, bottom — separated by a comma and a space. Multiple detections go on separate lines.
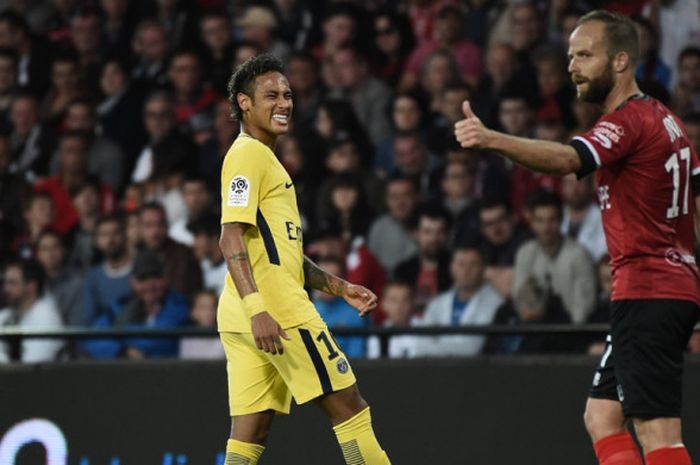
454, 100, 490, 149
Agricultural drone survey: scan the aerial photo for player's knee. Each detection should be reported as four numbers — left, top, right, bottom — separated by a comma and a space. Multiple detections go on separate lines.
583, 404, 624, 442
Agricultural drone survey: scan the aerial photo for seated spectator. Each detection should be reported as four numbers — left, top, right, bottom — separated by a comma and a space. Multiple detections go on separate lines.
8, 94, 55, 180
463, 198, 529, 298
390, 131, 441, 197
40, 51, 86, 125
286, 51, 324, 134
375, 91, 427, 175
198, 11, 235, 95
96, 58, 146, 167
394, 204, 452, 311
440, 159, 479, 243
317, 174, 374, 243
414, 247, 505, 357
532, 44, 576, 128
401, 5, 484, 90
0, 11, 51, 99
82, 249, 189, 359
671, 46, 700, 117
371, 8, 416, 88
12, 191, 54, 258
169, 175, 213, 246
312, 3, 359, 62
56, 98, 126, 192
0, 48, 20, 131
513, 191, 596, 324
472, 42, 518, 129
179, 289, 224, 360
131, 20, 170, 91
167, 50, 219, 136
313, 99, 374, 164
586, 254, 612, 355
35, 230, 83, 326
367, 281, 420, 359
0, 258, 64, 362
66, 178, 100, 270
367, 174, 419, 274
0, 133, 29, 244
415, 48, 462, 113
486, 275, 573, 355
634, 17, 671, 91
560, 173, 607, 262
426, 81, 472, 154
236, 5, 290, 63
329, 44, 393, 145
69, 8, 104, 95
189, 214, 226, 295
312, 255, 368, 359
137, 201, 203, 300
34, 131, 114, 235
82, 213, 133, 326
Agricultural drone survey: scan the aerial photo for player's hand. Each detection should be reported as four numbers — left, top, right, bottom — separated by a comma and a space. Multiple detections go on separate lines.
251, 311, 290, 355
342, 284, 378, 317
454, 100, 491, 149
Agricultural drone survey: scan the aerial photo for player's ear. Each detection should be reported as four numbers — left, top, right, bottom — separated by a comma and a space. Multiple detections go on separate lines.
613, 51, 631, 73
237, 92, 250, 112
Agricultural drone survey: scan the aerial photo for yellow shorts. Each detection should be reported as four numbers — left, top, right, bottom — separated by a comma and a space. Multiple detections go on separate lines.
220, 314, 357, 416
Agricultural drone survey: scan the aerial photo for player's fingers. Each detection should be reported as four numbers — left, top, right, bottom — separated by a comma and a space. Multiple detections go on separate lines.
462, 100, 475, 118
273, 335, 284, 355
265, 335, 277, 354
279, 327, 291, 340
254, 336, 264, 351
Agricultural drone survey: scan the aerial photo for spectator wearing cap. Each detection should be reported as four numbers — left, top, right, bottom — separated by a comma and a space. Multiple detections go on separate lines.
401, 5, 484, 91
82, 213, 133, 326
329, 44, 393, 145
188, 214, 226, 295
81, 249, 190, 359
137, 201, 202, 300
0, 258, 64, 363
236, 6, 290, 63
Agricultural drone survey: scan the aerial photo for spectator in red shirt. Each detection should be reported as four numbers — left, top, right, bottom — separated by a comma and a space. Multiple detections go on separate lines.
401, 4, 484, 91
34, 131, 114, 234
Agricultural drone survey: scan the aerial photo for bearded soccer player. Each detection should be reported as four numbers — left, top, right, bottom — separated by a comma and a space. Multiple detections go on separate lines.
455, 10, 699, 465
217, 53, 391, 465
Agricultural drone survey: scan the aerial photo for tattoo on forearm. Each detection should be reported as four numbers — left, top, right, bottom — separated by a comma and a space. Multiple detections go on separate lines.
303, 256, 346, 296
226, 251, 249, 262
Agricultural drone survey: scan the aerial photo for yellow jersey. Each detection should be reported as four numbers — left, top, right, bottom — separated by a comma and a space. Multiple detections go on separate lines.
218, 133, 317, 332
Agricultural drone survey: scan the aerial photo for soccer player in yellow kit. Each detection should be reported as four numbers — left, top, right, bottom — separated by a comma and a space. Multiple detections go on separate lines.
218, 53, 392, 465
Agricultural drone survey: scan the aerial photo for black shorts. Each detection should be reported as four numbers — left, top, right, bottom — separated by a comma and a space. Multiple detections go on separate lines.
589, 299, 699, 419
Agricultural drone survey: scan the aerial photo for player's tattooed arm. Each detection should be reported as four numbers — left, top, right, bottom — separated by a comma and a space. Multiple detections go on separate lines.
220, 222, 258, 296
303, 255, 347, 296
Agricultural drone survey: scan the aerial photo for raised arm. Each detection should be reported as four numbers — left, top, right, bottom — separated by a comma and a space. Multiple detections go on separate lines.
303, 255, 378, 316
219, 222, 289, 354
454, 100, 582, 175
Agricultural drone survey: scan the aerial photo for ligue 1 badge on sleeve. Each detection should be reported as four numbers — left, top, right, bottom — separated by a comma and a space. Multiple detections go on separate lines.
228, 176, 250, 207
336, 358, 349, 374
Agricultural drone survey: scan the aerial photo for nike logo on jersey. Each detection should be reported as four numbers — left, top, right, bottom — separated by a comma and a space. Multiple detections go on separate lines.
285, 182, 293, 189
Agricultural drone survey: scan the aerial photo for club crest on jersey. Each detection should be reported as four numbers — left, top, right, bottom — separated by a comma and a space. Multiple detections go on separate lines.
228, 176, 250, 207
336, 358, 349, 374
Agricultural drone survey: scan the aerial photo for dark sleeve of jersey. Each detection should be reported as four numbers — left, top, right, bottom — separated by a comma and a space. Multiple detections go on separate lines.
569, 139, 598, 179
693, 173, 700, 197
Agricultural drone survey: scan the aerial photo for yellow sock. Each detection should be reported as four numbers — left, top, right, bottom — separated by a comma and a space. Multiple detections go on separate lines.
225, 439, 265, 465
333, 407, 391, 465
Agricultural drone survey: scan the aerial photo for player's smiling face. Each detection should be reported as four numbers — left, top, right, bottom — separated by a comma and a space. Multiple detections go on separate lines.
246, 71, 293, 136
568, 21, 615, 104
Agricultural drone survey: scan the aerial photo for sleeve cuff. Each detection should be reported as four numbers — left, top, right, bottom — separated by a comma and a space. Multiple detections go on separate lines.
692, 172, 700, 197
570, 137, 598, 179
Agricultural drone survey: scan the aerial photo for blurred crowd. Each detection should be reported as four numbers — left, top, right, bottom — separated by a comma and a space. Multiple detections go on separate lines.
0, 0, 699, 362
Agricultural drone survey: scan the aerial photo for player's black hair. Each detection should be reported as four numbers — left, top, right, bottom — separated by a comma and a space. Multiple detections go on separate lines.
5, 257, 46, 295
227, 53, 285, 121
526, 189, 563, 217
577, 10, 640, 65
678, 46, 700, 65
